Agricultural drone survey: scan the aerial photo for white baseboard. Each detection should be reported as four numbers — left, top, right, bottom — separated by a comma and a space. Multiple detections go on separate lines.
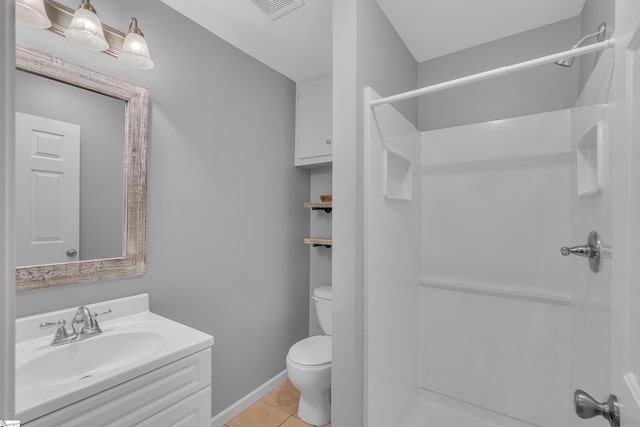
210, 370, 288, 427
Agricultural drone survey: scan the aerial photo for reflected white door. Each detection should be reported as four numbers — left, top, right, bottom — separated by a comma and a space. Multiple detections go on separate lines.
570, 2, 640, 426
15, 112, 80, 266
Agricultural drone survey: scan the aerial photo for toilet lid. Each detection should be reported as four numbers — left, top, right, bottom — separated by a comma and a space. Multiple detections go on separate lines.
288, 335, 331, 366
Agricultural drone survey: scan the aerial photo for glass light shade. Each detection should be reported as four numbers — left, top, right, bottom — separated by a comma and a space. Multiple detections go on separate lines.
64, 8, 109, 51
16, 0, 52, 29
118, 28, 154, 69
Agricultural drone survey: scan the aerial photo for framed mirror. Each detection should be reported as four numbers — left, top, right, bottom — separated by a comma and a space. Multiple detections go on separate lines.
15, 45, 149, 291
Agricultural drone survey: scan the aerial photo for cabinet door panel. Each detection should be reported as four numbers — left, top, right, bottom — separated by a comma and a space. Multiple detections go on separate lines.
295, 75, 332, 166
137, 387, 211, 427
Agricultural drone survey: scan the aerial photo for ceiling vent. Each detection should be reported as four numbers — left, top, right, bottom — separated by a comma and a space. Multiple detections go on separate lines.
249, 0, 304, 20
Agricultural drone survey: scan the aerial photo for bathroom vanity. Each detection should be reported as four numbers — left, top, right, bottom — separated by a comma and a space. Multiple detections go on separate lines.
15, 294, 214, 426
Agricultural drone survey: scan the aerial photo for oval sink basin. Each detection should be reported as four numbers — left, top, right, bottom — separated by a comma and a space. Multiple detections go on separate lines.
17, 330, 164, 392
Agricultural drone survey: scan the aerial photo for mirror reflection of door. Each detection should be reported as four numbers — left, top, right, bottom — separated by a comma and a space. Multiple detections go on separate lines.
15, 112, 80, 266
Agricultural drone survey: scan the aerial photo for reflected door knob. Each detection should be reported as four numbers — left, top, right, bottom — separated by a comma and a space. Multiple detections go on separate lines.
574, 389, 620, 427
66, 248, 78, 257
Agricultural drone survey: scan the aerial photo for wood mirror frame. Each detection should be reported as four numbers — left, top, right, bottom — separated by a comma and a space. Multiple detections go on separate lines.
15, 45, 149, 291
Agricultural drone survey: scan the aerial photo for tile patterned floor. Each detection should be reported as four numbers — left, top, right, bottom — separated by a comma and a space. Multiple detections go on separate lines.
225, 379, 331, 427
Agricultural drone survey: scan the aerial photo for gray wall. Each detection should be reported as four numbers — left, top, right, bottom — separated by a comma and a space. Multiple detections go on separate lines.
15, 0, 310, 416
417, 2, 617, 132
15, 70, 124, 261
332, 0, 418, 425
418, 17, 581, 131
579, 0, 616, 92
1, 0, 16, 418
357, 5, 418, 127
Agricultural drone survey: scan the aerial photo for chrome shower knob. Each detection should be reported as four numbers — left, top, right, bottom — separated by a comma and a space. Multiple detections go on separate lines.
561, 230, 602, 273
574, 389, 620, 427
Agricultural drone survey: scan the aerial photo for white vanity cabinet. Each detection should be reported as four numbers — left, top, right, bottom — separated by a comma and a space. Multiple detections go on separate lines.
295, 73, 332, 167
23, 349, 212, 427
16, 294, 214, 427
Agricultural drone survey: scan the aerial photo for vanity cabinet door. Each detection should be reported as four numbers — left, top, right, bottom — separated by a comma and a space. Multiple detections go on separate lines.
136, 387, 211, 427
295, 74, 332, 167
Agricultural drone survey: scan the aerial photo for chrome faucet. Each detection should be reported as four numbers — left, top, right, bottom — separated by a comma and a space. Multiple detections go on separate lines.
40, 306, 111, 346
72, 305, 100, 335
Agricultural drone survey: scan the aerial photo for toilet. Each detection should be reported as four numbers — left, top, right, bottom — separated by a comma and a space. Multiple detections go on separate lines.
286, 285, 332, 426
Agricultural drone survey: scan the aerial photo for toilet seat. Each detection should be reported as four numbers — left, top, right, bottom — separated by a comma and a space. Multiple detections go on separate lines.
288, 335, 331, 366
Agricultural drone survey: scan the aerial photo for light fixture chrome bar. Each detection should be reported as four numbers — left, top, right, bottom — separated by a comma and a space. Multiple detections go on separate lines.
370, 38, 616, 107
43, 0, 125, 57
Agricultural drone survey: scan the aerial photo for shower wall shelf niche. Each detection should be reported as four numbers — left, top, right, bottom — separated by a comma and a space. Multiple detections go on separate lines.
577, 120, 605, 198
383, 149, 412, 201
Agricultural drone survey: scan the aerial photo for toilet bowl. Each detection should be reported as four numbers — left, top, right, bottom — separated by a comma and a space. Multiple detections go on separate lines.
286, 285, 332, 425
287, 335, 331, 425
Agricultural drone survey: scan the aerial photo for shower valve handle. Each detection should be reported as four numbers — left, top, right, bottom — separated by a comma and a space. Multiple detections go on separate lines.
561, 245, 593, 258
560, 230, 602, 273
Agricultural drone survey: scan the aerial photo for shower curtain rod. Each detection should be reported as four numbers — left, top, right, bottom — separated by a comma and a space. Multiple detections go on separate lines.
370, 38, 616, 107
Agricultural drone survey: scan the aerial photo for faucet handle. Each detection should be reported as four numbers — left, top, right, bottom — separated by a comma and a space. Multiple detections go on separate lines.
40, 319, 70, 342
39, 319, 66, 329
93, 309, 112, 317
89, 309, 111, 332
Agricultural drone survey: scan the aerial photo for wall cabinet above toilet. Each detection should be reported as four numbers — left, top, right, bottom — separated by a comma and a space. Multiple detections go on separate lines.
295, 74, 332, 168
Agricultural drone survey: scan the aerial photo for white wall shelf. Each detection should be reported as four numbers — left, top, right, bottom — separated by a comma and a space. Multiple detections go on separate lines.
304, 237, 332, 248
304, 201, 332, 213
305, 201, 332, 247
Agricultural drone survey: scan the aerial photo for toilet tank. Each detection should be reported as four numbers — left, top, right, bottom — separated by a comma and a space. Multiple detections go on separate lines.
313, 285, 333, 336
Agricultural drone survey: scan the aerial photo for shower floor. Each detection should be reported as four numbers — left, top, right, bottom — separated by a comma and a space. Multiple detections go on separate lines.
225, 379, 331, 427
400, 390, 525, 427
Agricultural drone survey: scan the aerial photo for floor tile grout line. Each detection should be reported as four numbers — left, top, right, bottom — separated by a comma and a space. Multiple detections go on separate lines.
279, 414, 293, 427
260, 399, 298, 415
259, 397, 297, 416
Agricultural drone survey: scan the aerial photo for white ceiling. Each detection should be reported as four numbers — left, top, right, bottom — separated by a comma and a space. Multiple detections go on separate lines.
160, 0, 586, 82
376, 0, 586, 63
159, 0, 332, 82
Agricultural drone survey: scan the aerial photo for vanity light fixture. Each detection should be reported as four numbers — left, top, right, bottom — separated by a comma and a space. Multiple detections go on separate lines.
14, 0, 155, 70
15, 0, 52, 29
64, 0, 109, 51
118, 18, 154, 70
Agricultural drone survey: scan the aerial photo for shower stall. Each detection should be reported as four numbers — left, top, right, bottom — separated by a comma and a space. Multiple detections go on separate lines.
362, 13, 640, 426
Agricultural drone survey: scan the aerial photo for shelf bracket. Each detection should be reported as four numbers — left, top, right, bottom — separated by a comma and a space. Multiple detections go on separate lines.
312, 243, 332, 248
311, 207, 332, 214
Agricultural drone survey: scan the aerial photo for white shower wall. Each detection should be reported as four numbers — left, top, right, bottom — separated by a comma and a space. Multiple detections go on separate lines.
364, 88, 421, 427
364, 95, 578, 426
421, 110, 572, 293
419, 110, 574, 426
